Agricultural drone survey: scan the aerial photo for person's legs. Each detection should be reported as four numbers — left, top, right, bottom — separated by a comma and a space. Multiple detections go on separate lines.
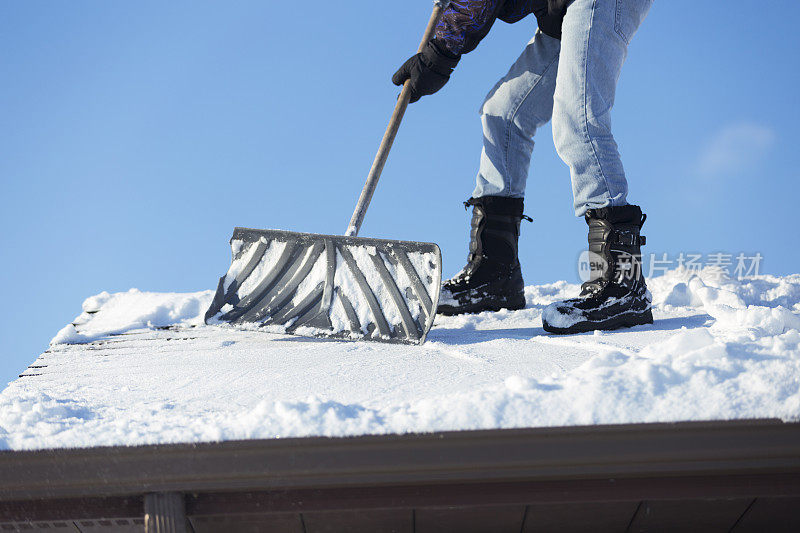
543, 0, 655, 334
472, 30, 561, 199
439, 31, 560, 316
552, 0, 653, 216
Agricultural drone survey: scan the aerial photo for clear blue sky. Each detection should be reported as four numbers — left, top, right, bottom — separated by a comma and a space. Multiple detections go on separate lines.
2, 1, 799, 386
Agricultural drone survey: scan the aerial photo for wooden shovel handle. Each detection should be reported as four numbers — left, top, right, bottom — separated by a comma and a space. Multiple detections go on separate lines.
345, 1, 450, 237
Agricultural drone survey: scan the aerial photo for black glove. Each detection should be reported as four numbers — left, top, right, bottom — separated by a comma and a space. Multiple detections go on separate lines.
392, 40, 460, 103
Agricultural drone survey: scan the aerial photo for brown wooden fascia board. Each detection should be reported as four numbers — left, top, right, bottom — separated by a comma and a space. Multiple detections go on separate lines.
1, 419, 798, 501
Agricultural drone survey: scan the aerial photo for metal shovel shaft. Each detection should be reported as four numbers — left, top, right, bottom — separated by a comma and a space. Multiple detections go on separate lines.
345, 1, 450, 237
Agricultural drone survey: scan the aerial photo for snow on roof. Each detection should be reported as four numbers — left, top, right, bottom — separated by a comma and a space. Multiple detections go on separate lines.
1, 269, 799, 450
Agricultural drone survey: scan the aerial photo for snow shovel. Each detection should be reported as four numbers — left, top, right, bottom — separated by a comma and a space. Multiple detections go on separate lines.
204, 1, 450, 344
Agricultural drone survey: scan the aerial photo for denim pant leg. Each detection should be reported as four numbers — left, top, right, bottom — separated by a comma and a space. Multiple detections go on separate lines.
552, 0, 653, 216
472, 31, 561, 199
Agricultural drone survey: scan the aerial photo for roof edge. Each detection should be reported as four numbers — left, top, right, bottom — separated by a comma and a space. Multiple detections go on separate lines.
2, 419, 799, 501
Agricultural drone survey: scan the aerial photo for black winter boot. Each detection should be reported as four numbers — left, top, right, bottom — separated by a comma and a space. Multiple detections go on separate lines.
437, 196, 529, 316
542, 205, 653, 334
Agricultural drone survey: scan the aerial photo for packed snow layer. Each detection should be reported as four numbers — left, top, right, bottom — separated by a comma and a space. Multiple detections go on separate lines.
1, 268, 799, 450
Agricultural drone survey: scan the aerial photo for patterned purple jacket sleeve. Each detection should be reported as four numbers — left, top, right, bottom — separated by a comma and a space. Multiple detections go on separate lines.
434, 0, 547, 57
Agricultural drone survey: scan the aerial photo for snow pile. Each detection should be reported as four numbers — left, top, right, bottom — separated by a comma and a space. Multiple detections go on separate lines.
0, 268, 798, 450
50, 289, 213, 344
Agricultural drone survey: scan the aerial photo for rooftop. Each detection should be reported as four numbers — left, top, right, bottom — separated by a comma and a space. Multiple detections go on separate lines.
2, 268, 798, 450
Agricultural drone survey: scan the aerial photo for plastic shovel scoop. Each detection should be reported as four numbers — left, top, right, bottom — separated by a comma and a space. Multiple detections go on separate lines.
204, 2, 450, 344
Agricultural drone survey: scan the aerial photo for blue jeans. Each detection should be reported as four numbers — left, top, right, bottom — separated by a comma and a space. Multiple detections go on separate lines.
472, 0, 653, 216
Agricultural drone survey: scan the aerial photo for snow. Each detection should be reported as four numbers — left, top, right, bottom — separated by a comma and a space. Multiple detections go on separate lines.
49, 289, 212, 345
233, 239, 286, 296
1, 268, 799, 450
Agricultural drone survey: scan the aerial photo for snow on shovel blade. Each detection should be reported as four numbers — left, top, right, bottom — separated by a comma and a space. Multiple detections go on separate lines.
205, 228, 442, 344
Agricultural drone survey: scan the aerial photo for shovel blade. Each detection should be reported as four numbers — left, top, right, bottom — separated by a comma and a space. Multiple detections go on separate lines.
205, 228, 442, 345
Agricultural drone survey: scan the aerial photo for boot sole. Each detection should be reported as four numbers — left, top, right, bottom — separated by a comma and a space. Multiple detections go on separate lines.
437, 295, 526, 317
542, 308, 654, 335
